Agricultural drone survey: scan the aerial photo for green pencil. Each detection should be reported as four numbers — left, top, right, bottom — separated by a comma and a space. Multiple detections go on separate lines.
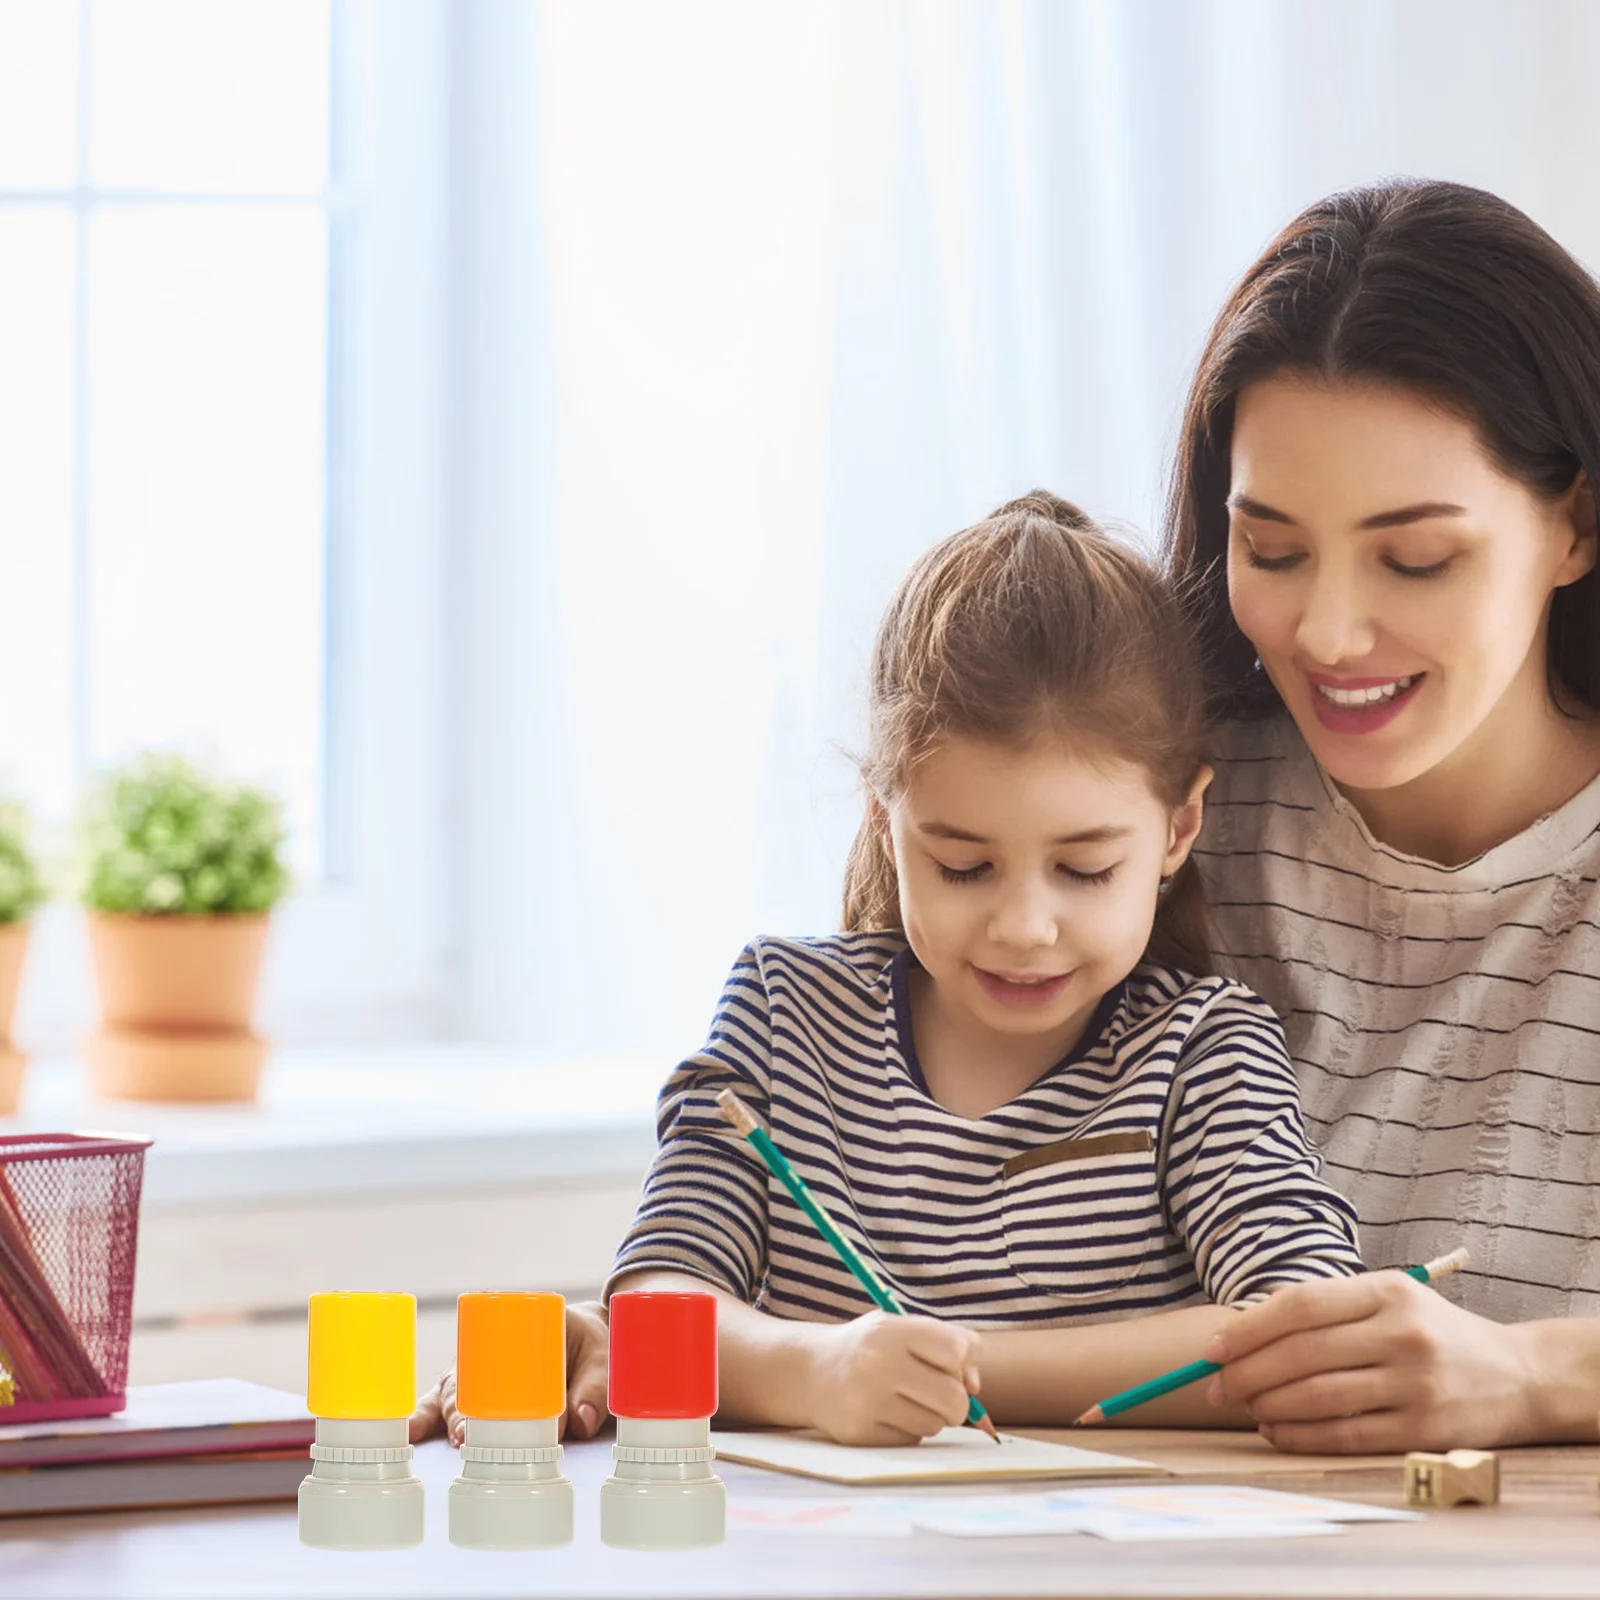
1071, 1247, 1470, 1426
714, 1087, 1001, 1443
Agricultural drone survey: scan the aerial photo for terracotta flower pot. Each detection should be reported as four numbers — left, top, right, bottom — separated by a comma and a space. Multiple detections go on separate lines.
0, 922, 30, 1116
84, 1027, 267, 1103
85, 913, 271, 1103
0, 921, 28, 1031
86, 913, 269, 1031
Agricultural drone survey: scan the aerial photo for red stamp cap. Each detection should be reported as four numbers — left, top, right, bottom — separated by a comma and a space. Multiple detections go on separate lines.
607, 1291, 719, 1419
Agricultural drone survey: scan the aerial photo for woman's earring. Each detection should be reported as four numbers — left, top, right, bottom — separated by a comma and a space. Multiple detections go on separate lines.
1252, 656, 1264, 674
1157, 875, 1174, 900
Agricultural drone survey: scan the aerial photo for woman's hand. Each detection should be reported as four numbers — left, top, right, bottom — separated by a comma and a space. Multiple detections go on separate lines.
1204, 1271, 1542, 1453
408, 1297, 612, 1447
800, 1310, 981, 1447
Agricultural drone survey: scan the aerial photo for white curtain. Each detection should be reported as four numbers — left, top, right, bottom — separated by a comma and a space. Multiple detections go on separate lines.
449, 0, 1600, 1057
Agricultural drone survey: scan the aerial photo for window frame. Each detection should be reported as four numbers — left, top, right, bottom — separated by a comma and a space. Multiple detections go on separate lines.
3, 0, 456, 1052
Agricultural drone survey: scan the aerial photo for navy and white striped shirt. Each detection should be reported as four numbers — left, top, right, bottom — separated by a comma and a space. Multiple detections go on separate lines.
607, 934, 1363, 1325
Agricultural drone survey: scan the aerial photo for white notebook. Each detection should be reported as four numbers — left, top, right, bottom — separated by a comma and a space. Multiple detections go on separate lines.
0, 1380, 312, 1468
710, 1426, 1167, 1485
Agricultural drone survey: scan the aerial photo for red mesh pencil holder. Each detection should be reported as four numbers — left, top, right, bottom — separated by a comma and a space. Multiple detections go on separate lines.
0, 1131, 153, 1423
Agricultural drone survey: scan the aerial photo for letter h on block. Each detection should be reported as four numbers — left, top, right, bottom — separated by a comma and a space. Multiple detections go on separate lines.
1403, 1449, 1499, 1508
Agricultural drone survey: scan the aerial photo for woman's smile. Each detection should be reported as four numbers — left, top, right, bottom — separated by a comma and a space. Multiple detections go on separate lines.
1305, 669, 1427, 734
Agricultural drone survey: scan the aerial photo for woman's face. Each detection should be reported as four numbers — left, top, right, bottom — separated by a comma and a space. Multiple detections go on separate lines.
1226, 375, 1595, 792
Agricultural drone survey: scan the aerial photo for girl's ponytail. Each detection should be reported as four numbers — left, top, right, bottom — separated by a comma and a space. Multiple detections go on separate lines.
840, 811, 899, 933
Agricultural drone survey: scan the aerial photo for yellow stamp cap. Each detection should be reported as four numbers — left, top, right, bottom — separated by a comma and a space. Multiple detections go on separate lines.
456, 1292, 566, 1420
306, 1292, 416, 1419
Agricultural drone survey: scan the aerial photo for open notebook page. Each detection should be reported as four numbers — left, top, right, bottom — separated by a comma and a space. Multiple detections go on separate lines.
710, 1426, 1168, 1485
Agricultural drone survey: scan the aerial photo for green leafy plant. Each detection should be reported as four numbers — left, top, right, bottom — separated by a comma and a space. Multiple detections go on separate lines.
0, 800, 47, 924
81, 753, 291, 916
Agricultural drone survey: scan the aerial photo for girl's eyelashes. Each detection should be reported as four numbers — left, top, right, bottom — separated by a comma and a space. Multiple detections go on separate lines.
936, 861, 990, 884
1064, 864, 1117, 886
933, 861, 1118, 887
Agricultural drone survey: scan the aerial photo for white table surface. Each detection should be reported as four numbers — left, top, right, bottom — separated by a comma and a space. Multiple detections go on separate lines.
5, 1431, 1599, 1600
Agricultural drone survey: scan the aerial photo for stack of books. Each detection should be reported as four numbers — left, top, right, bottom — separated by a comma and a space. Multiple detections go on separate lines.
0, 1378, 314, 1516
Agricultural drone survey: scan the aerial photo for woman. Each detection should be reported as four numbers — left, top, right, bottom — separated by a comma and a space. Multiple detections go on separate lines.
1168, 178, 1600, 1451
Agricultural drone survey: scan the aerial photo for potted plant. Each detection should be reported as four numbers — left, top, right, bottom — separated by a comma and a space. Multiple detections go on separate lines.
79, 754, 290, 1103
0, 799, 47, 1115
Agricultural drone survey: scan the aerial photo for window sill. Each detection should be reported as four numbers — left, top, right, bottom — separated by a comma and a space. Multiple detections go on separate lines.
2, 1048, 663, 1208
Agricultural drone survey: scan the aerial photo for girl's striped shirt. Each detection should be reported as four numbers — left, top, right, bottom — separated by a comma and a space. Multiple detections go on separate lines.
1196, 712, 1600, 1323
606, 934, 1362, 1324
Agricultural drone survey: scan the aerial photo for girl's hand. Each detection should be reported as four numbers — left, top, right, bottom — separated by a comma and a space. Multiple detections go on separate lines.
559, 1298, 611, 1440
1204, 1271, 1539, 1453
408, 1297, 612, 1448
801, 1310, 981, 1446
409, 1365, 461, 1446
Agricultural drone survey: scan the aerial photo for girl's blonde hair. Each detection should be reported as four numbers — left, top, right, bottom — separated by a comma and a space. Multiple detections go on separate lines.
842, 490, 1213, 976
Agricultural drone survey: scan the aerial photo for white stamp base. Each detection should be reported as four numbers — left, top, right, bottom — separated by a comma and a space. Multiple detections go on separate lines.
449, 1417, 573, 1549
449, 1475, 574, 1549
298, 1473, 425, 1550
297, 1417, 424, 1550
599, 1473, 727, 1550
600, 1417, 725, 1550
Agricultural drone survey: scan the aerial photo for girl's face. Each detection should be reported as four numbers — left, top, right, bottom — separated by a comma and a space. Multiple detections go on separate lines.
883, 735, 1207, 1057
1227, 375, 1595, 794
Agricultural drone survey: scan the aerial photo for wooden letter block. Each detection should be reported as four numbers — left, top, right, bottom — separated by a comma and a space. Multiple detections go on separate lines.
1404, 1449, 1500, 1508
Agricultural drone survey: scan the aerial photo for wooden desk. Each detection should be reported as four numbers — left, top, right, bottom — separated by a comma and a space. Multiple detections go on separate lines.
5, 1429, 1599, 1598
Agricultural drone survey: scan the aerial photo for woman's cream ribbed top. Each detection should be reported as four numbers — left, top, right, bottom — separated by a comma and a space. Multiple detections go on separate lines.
1196, 713, 1600, 1323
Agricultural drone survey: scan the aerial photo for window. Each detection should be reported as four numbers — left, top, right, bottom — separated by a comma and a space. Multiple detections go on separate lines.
2, 1, 454, 1049
0, 0, 333, 868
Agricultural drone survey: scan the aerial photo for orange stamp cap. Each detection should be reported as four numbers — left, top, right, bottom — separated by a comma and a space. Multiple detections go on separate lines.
456, 1292, 566, 1420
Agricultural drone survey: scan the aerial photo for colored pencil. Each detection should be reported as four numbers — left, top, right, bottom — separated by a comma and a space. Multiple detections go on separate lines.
1071, 1247, 1471, 1427
714, 1088, 1001, 1443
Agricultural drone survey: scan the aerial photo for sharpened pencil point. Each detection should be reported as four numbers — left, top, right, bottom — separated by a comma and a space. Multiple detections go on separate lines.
1073, 1406, 1103, 1428
973, 1411, 1001, 1443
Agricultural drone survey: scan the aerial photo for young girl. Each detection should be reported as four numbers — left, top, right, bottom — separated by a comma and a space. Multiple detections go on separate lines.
604, 492, 1364, 1447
